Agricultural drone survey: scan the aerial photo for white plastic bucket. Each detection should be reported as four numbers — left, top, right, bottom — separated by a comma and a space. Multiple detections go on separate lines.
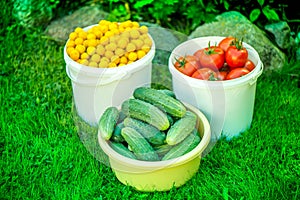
64, 25, 155, 126
168, 36, 263, 140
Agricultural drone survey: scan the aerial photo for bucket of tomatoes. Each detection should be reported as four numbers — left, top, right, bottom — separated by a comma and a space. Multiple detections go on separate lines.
168, 36, 263, 140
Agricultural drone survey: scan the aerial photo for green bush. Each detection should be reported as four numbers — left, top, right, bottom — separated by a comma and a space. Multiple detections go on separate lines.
93, 0, 299, 62
94, 0, 297, 33
12, 0, 59, 29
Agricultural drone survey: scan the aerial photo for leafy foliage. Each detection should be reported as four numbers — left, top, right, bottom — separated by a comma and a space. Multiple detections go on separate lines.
10, 0, 297, 35
92, 0, 298, 62
249, 0, 280, 23
12, 0, 59, 29
93, 0, 294, 34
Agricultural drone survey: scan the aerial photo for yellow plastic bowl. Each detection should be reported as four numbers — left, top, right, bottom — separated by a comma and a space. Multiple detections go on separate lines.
98, 103, 211, 192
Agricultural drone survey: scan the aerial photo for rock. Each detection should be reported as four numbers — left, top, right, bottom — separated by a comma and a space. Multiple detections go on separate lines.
140, 22, 188, 64
189, 11, 287, 71
44, 6, 109, 44
139, 22, 188, 89
265, 21, 296, 49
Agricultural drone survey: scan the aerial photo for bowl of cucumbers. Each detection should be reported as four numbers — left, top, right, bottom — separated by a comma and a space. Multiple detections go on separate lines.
97, 86, 211, 192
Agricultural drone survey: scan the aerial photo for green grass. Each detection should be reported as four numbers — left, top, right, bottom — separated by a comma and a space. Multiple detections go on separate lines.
1, 2, 300, 200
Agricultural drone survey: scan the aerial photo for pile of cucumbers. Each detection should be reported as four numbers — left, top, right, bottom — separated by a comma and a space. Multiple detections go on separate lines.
98, 87, 201, 161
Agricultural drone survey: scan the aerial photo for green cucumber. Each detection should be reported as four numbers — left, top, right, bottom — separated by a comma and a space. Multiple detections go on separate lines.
158, 89, 176, 98
133, 87, 186, 118
123, 117, 166, 145
121, 127, 160, 161
127, 144, 133, 152
98, 106, 119, 140
162, 129, 201, 161
166, 110, 197, 145
167, 114, 175, 126
117, 110, 127, 123
111, 122, 125, 143
109, 141, 137, 159
153, 144, 173, 158
184, 129, 201, 154
121, 98, 170, 131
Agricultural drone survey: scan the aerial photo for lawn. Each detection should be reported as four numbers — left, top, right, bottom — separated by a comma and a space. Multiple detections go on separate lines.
1, 2, 300, 200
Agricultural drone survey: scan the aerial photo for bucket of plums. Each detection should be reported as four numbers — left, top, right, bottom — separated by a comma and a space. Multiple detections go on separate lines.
64, 20, 155, 126
168, 36, 263, 140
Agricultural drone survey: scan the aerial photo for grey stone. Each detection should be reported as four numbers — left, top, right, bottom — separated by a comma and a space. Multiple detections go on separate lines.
189, 11, 287, 71
139, 22, 188, 89
44, 6, 109, 44
265, 21, 296, 49
140, 22, 188, 64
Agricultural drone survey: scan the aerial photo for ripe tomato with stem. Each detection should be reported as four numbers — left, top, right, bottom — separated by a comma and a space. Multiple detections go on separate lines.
174, 55, 200, 76
195, 42, 225, 71
218, 36, 236, 52
225, 39, 248, 69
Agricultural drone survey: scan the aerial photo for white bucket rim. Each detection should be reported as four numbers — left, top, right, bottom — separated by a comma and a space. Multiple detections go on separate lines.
168, 36, 263, 89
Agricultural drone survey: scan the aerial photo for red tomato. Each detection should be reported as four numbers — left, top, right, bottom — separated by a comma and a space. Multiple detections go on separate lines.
191, 68, 218, 80
217, 71, 228, 81
197, 46, 225, 71
244, 59, 255, 71
218, 36, 236, 52
193, 49, 203, 58
225, 42, 248, 69
185, 55, 200, 68
174, 55, 200, 76
225, 68, 250, 80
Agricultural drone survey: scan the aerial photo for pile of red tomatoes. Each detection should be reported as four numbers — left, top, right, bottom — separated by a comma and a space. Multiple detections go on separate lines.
173, 36, 256, 80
